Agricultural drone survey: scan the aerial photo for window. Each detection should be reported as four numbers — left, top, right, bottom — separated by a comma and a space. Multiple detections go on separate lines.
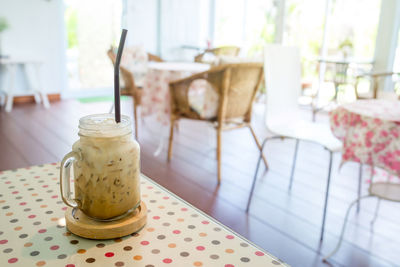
284, 0, 326, 59
284, 0, 326, 79
214, 0, 278, 56
245, 0, 278, 56
326, 0, 381, 60
214, 0, 245, 47
65, 0, 122, 90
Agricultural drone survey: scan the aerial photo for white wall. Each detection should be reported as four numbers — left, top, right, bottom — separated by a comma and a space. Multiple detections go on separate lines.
0, 0, 67, 94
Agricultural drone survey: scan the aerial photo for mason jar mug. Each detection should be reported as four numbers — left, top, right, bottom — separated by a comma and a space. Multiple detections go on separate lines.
60, 113, 140, 220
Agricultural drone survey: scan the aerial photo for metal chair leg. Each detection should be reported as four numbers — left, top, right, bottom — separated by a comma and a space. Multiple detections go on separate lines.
289, 139, 300, 191
109, 103, 114, 114
323, 195, 374, 261
357, 163, 362, 213
370, 166, 375, 183
370, 198, 381, 230
246, 150, 263, 212
246, 138, 270, 212
320, 151, 333, 241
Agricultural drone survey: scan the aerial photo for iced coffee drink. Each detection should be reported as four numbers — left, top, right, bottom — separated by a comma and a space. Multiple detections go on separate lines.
60, 114, 140, 220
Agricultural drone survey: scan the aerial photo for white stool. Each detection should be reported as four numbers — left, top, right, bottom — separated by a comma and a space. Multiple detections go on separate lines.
0, 58, 50, 112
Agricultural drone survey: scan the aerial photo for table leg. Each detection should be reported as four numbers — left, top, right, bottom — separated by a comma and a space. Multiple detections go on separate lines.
0, 66, 5, 107
25, 63, 50, 109
154, 134, 166, 157
357, 163, 362, 213
24, 64, 39, 103
35, 63, 50, 109
33, 92, 42, 104
5, 64, 16, 112
109, 103, 114, 114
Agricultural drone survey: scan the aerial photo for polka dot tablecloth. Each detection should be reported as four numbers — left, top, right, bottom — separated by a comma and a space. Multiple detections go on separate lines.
0, 164, 287, 267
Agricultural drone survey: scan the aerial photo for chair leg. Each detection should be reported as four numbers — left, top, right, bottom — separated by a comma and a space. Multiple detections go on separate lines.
248, 126, 269, 170
311, 100, 318, 122
109, 103, 114, 114
246, 138, 270, 212
333, 82, 339, 101
133, 104, 139, 140
320, 151, 333, 242
357, 163, 363, 213
323, 195, 374, 261
167, 118, 175, 162
246, 149, 263, 212
175, 121, 179, 133
216, 127, 222, 184
370, 198, 381, 229
289, 139, 300, 191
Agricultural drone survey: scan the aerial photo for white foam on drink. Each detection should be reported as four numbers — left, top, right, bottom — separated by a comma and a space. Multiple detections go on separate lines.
79, 114, 132, 137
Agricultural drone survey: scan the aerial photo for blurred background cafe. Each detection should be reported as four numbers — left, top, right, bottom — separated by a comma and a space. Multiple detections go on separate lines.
0, 0, 400, 266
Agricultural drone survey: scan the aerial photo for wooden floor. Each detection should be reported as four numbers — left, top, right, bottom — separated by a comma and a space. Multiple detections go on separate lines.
0, 99, 399, 267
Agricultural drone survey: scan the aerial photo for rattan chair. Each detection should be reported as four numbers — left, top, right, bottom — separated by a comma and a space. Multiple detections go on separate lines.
194, 46, 241, 63
167, 63, 268, 183
107, 49, 164, 139
147, 53, 163, 63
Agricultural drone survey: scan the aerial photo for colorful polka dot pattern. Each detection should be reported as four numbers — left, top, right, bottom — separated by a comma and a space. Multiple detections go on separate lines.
0, 164, 286, 266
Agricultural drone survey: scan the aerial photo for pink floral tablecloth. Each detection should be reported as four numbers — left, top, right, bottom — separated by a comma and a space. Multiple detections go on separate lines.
330, 99, 400, 177
120, 46, 148, 87
141, 62, 218, 125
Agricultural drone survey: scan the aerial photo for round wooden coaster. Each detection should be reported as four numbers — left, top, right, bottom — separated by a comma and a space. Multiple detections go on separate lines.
65, 201, 147, 240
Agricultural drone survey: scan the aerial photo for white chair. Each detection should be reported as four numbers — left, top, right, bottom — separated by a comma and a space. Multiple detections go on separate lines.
246, 45, 342, 241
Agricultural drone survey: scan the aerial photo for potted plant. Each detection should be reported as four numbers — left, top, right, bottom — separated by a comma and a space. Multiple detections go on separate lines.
0, 17, 9, 58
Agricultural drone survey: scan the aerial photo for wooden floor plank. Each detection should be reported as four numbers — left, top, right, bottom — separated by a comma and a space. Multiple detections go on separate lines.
0, 110, 56, 166
1, 99, 399, 267
138, 122, 399, 266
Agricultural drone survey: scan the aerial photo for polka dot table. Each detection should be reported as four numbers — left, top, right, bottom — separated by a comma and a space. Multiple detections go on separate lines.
0, 164, 287, 266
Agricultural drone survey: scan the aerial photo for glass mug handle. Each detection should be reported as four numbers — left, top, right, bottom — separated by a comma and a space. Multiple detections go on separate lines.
60, 151, 81, 208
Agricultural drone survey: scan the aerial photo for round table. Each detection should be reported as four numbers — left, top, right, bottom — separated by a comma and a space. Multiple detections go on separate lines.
330, 99, 400, 177
141, 62, 210, 125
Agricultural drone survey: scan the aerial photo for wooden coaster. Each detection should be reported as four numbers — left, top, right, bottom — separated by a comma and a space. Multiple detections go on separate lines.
65, 201, 147, 240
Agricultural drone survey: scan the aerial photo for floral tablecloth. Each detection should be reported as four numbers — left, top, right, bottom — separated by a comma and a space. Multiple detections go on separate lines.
0, 163, 286, 266
141, 62, 217, 125
120, 46, 148, 88
330, 99, 400, 178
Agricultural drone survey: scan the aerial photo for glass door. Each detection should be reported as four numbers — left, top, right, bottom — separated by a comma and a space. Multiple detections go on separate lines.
64, 0, 122, 94
283, 0, 327, 103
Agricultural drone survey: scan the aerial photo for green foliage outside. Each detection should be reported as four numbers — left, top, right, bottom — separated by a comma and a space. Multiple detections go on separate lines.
0, 17, 9, 33
247, 11, 275, 57
65, 7, 78, 48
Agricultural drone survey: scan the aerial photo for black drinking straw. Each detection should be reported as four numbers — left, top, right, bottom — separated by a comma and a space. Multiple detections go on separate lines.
114, 29, 128, 123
